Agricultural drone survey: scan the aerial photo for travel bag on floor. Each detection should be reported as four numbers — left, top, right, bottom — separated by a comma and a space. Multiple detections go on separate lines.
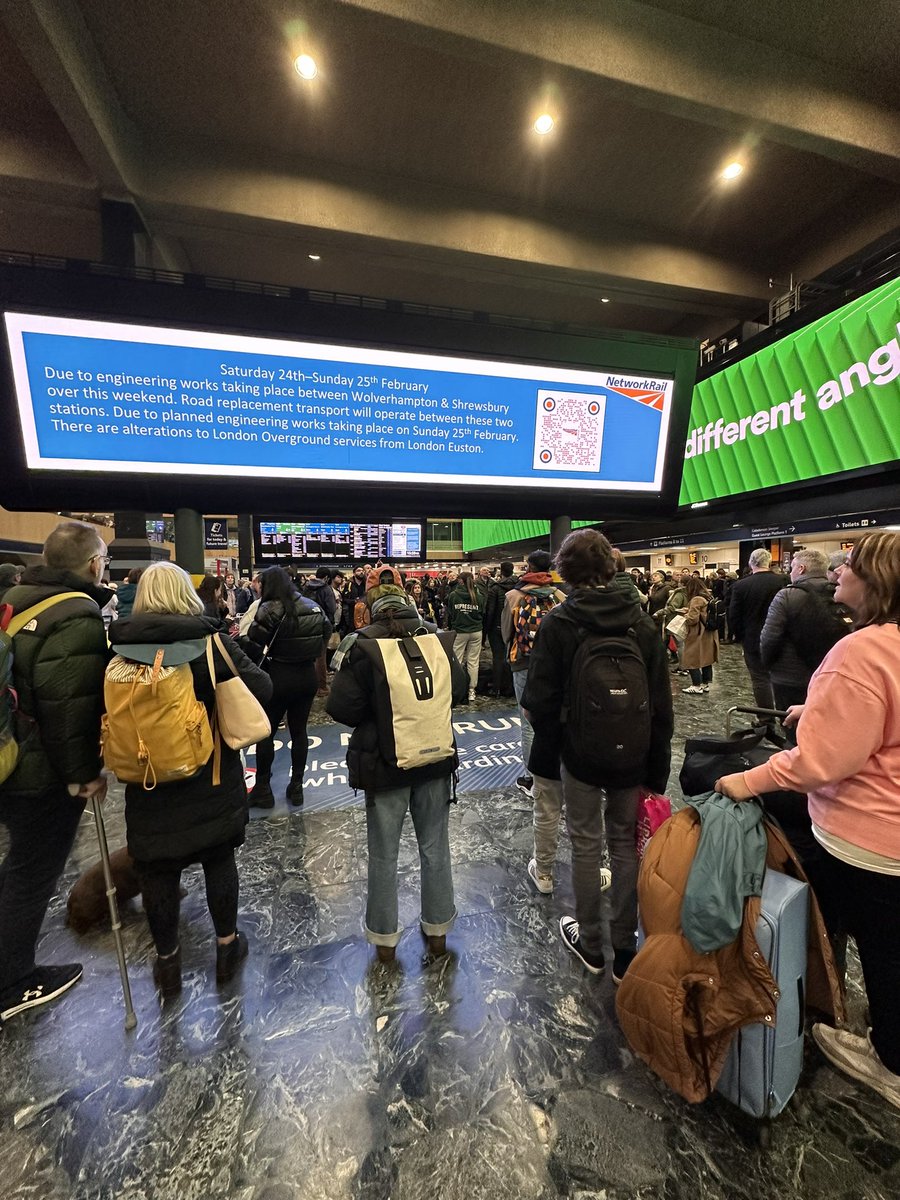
716, 867, 809, 1119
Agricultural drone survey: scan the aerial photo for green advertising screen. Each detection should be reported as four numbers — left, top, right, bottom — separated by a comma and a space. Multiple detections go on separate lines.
679, 275, 900, 505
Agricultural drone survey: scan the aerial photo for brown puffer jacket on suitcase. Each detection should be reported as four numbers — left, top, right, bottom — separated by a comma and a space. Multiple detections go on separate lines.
615, 807, 845, 1103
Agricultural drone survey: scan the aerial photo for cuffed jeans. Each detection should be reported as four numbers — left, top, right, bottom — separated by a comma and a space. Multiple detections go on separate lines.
365, 776, 456, 947
561, 766, 639, 958
742, 645, 775, 710
512, 669, 534, 772
453, 631, 482, 694
0, 787, 86, 990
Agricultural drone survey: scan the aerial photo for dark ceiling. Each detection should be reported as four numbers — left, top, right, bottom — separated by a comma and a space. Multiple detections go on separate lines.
0, 0, 897, 342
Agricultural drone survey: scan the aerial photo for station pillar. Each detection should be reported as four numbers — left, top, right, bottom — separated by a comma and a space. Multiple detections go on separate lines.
174, 508, 205, 575
550, 515, 571, 559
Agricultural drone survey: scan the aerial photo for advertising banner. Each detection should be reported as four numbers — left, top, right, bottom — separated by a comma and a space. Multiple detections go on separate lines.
679, 276, 900, 505
5, 313, 674, 493
204, 517, 229, 550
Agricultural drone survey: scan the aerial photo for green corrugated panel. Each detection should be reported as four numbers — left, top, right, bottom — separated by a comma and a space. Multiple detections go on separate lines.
679, 275, 900, 505
463, 518, 596, 552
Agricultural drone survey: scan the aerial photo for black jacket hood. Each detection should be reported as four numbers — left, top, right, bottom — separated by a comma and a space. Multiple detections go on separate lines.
110, 612, 220, 645
562, 585, 643, 634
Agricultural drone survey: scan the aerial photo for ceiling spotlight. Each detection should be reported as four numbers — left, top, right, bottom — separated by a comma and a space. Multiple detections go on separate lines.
308, 254, 321, 261
533, 113, 554, 135
600, 297, 610, 303
720, 161, 744, 180
294, 54, 318, 79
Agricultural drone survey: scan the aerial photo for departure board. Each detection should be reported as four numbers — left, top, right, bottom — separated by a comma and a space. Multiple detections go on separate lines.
254, 519, 424, 562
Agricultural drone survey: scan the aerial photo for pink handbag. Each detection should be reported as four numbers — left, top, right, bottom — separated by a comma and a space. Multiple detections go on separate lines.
635, 789, 672, 858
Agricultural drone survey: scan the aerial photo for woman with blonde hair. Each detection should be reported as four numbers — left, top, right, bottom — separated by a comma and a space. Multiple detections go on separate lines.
109, 561, 272, 998
446, 570, 484, 702
716, 531, 900, 1109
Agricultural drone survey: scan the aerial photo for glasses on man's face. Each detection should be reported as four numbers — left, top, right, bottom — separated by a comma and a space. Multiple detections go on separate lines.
92, 554, 111, 567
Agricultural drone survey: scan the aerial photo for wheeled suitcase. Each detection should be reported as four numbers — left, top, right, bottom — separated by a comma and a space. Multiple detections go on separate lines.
716, 867, 808, 1120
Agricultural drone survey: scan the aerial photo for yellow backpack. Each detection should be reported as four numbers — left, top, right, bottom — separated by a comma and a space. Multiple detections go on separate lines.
101, 648, 214, 790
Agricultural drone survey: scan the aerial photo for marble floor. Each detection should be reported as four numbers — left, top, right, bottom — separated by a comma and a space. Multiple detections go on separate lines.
1, 644, 898, 1199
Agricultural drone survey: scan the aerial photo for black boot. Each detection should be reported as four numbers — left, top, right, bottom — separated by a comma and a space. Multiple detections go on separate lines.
216, 931, 248, 983
153, 946, 182, 998
249, 777, 274, 808
286, 779, 304, 807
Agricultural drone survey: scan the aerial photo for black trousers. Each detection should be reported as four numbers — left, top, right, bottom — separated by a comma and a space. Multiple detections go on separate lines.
487, 627, 513, 696
0, 787, 85, 990
819, 852, 900, 1074
136, 846, 239, 957
254, 659, 318, 780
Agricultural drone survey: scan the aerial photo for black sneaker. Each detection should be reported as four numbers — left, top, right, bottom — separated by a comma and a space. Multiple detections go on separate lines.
286, 779, 304, 807
515, 775, 534, 797
249, 778, 275, 808
558, 917, 605, 975
0, 963, 83, 1021
612, 948, 637, 985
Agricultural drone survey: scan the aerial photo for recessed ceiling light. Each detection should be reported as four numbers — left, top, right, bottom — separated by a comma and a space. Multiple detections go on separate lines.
294, 54, 318, 79
308, 254, 321, 261
600, 297, 610, 303
720, 161, 744, 180
533, 113, 554, 135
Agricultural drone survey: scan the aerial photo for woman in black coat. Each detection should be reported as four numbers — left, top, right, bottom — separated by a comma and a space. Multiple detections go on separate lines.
246, 566, 331, 809
109, 562, 273, 998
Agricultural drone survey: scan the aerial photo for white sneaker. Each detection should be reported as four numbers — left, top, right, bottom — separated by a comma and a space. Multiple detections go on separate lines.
468, 689, 476, 702
599, 867, 612, 892
812, 1024, 900, 1110
527, 857, 553, 894
681, 685, 706, 695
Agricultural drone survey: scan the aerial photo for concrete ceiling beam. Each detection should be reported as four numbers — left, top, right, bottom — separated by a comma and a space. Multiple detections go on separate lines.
338, 0, 900, 181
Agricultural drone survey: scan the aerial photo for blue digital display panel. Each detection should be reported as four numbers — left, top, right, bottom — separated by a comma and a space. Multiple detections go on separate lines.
5, 313, 675, 492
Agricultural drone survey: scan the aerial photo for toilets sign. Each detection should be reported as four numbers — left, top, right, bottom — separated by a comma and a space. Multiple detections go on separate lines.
679, 274, 900, 504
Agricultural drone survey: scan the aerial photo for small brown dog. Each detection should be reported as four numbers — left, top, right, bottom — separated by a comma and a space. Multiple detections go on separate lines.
66, 847, 142, 934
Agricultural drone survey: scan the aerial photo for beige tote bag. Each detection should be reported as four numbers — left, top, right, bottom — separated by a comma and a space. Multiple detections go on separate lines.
206, 634, 272, 750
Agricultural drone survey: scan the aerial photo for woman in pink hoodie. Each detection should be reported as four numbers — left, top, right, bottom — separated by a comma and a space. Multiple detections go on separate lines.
716, 530, 900, 1110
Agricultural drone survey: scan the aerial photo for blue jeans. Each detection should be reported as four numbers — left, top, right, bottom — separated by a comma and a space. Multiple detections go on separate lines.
365, 776, 456, 947
512, 669, 533, 773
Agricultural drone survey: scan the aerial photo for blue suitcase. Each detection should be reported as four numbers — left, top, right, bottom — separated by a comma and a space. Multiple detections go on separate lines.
716, 868, 809, 1120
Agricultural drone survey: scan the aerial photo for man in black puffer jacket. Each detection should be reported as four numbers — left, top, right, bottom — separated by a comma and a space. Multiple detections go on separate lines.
0, 522, 112, 1021
326, 567, 467, 962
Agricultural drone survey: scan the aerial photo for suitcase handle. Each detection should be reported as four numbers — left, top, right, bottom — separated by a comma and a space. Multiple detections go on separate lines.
725, 706, 788, 737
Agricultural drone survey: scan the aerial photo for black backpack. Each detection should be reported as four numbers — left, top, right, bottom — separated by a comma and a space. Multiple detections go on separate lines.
787, 585, 852, 670
700, 595, 726, 634
560, 624, 651, 787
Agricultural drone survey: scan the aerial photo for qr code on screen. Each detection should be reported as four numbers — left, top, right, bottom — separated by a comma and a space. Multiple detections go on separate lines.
532, 391, 606, 473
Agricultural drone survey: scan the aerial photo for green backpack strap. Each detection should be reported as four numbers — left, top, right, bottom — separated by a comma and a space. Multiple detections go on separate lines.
5, 592, 88, 638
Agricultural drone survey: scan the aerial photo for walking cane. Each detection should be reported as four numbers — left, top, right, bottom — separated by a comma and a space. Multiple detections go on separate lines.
90, 795, 138, 1030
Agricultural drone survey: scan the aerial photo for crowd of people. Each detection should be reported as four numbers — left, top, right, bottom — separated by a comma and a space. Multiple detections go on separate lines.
0, 523, 897, 1114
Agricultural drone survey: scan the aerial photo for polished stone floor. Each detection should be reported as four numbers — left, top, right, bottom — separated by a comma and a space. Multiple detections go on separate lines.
1, 644, 898, 1199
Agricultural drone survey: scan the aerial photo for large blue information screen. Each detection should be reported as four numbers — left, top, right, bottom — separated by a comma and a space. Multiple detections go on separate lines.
5, 313, 675, 492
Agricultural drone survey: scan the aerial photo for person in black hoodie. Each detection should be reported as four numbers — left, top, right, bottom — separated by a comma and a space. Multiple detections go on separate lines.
483, 560, 517, 697
522, 528, 673, 984
109, 561, 272, 997
326, 567, 467, 962
246, 566, 331, 808
727, 547, 785, 708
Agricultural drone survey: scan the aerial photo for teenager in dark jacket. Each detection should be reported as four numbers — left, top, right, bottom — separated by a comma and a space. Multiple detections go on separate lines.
109, 561, 272, 998
446, 571, 485, 701
522, 529, 673, 984
114, 566, 143, 620
196, 575, 228, 627
483, 561, 518, 697
247, 566, 330, 807
326, 567, 466, 962
0, 523, 110, 1021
